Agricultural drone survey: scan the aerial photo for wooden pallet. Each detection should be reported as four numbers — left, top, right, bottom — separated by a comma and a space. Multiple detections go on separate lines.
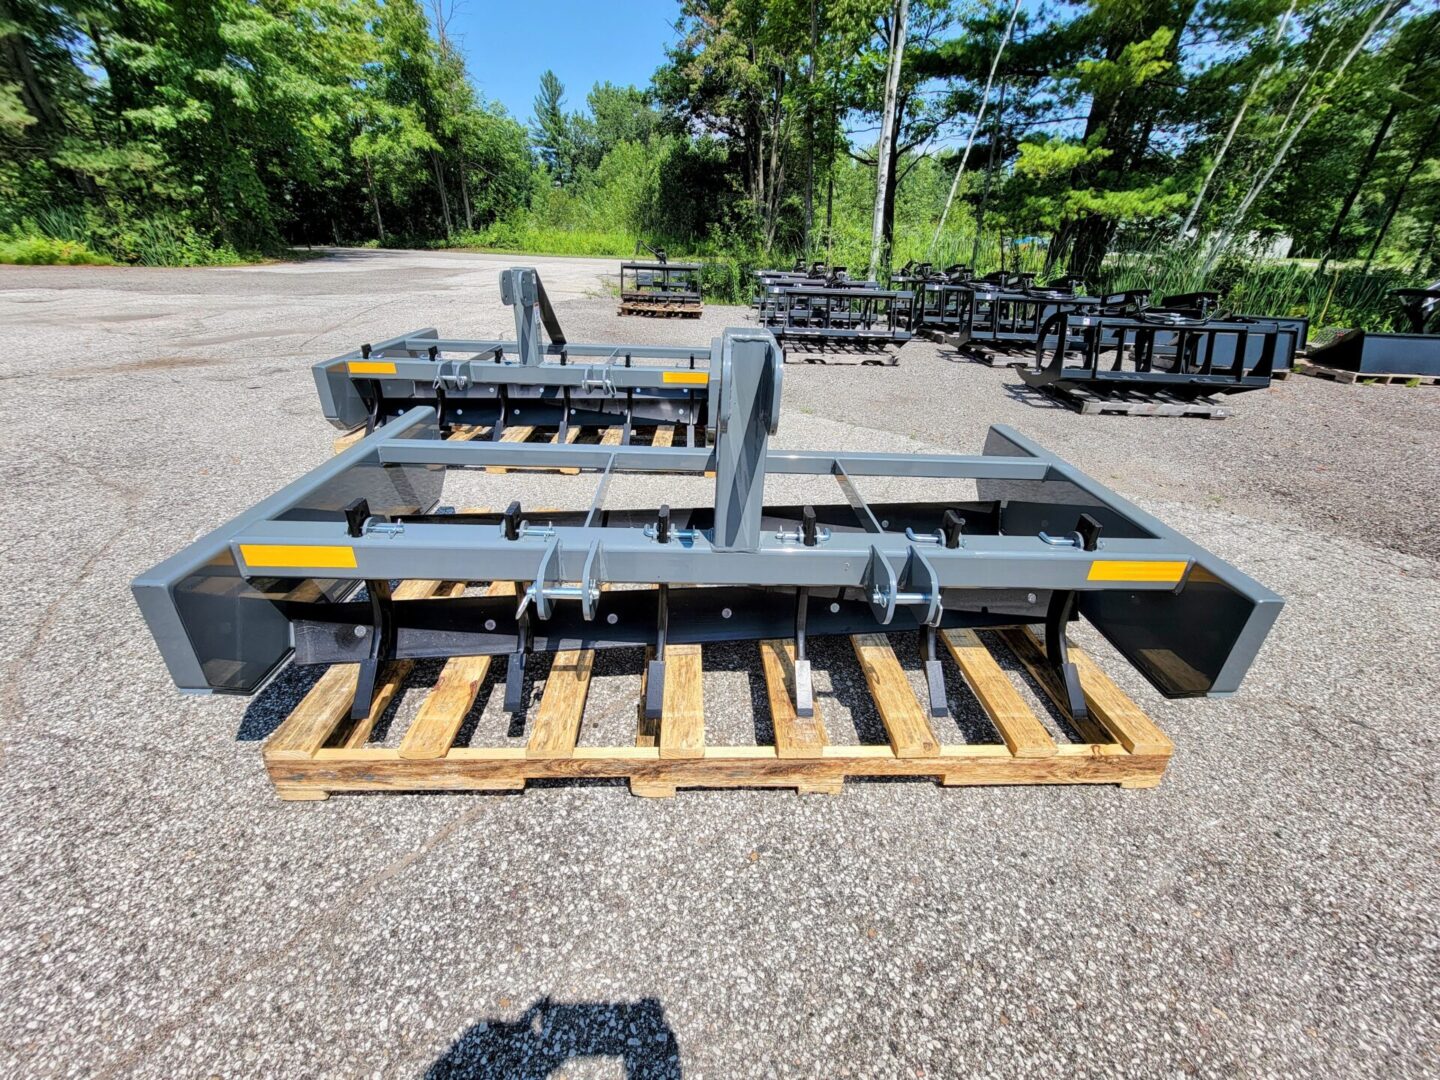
1045, 384, 1231, 418
262, 619, 1173, 801
332, 421, 687, 464
619, 300, 703, 318
1294, 360, 1439, 386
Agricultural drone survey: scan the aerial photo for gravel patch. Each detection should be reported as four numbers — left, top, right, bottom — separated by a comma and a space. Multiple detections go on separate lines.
1, 250, 1436, 1078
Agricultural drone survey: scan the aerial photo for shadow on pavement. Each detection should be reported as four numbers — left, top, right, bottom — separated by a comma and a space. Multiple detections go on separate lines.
427, 997, 682, 1079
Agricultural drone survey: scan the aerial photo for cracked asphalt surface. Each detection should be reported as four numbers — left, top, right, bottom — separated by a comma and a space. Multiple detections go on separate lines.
1, 248, 1437, 1078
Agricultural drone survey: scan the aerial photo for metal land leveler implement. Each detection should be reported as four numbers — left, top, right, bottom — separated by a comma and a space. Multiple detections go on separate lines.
136, 328, 1281, 759
618, 243, 703, 318
314, 267, 714, 446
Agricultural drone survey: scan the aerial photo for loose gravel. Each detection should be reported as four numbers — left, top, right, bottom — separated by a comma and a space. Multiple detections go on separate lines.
1, 249, 1437, 1079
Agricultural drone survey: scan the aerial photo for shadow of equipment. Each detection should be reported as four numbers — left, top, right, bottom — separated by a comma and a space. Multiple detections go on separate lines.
427, 997, 682, 1080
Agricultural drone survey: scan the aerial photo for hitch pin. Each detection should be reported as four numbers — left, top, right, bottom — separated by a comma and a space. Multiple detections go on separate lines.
643, 523, 702, 543
904, 527, 946, 546
504, 521, 556, 541
1038, 530, 1085, 548
775, 526, 832, 545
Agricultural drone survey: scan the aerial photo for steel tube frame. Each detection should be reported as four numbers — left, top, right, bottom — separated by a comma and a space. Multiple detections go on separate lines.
136, 325, 1281, 719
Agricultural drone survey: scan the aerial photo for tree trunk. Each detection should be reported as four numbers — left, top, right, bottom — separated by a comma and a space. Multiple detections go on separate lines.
1318, 101, 1397, 272
365, 156, 385, 241
869, 0, 910, 280
1206, 0, 1400, 275
804, 0, 817, 253
1180, 0, 1296, 236
430, 149, 453, 238
930, 0, 1022, 255
457, 155, 473, 231
972, 79, 1006, 271
1067, 216, 1115, 283
1363, 111, 1440, 272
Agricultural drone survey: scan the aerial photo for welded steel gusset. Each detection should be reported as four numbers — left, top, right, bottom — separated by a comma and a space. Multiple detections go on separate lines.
760, 285, 917, 349
1020, 310, 1284, 398
135, 328, 1281, 729
313, 267, 716, 441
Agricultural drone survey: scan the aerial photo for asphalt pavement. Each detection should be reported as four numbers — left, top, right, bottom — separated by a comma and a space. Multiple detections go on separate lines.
1, 248, 1436, 1078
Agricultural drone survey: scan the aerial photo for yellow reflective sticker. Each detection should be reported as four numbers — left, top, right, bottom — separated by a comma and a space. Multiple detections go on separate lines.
347, 360, 397, 375
239, 544, 358, 570
661, 370, 708, 385
1087, 560, 1187, 584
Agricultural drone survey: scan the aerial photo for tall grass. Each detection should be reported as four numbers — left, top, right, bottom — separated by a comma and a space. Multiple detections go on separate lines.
1102, 241, 1413, 330
1, 206, 253, 267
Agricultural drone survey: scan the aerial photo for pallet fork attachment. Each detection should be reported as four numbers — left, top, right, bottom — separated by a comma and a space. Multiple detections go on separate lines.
136, 329, 1281, 731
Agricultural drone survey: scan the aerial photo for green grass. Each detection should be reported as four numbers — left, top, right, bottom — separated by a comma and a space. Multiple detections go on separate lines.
450, 223, 637, 259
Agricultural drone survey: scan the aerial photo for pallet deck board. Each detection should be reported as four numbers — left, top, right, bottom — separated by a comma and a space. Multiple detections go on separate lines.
1294, 360, 1439, 386
263, 623, 1171, 799
941, 628, 1056, 758
525, 649, 596, 759
759, 640, 829, 759
849, 633, 941, 758
619, 301, 703, 318
1000, 627, 1173, 757
657, 643, 706, 761
396, 583, 512, 759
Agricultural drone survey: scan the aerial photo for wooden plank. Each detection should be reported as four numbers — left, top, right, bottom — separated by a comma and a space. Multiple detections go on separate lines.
759, 640, 828, 758
996, 628, 1110, 744
486, 425, 536, 474
267, 741, 1170, 796
265, 661, 410, 761
941, 629, 1056, 758
659, 644, 705, 760
332, 427, 366, 455
999, 627, 1172, 756
393, 579, 465, 602
849, 634, 939, 758
266, 578, 464, 758
631, 649, 668, 796
600, 426, 623, 447
525, 650, 596, 759
650, 425, 674, 448
551, 426, 581, 475
396, 582, 514, 760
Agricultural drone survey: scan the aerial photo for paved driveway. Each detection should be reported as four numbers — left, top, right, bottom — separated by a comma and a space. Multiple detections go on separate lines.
1, 249, 1436, 1078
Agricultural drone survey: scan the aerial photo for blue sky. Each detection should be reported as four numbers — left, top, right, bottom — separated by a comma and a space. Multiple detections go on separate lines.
448, 0, 682, 125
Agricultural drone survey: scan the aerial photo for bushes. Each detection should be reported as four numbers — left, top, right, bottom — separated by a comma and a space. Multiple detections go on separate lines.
0, 208, 257, 267
0, 234, 113, 266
